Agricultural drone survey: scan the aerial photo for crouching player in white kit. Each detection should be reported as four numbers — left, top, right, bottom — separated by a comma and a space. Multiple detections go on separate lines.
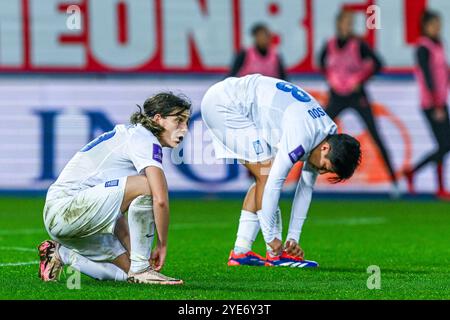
201, 74, 361, 267
38, 93, 191, 284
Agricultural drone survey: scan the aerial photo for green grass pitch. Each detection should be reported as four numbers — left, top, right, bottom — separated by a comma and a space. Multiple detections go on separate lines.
0, 196, 449, 300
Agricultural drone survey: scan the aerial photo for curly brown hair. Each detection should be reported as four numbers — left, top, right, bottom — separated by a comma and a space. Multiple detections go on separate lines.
130, 92, 191, 138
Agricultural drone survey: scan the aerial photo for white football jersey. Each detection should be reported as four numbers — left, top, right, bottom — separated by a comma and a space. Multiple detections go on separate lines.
221, 74, 338, 244
46, 124, 164, 201
221, 74, 337, 160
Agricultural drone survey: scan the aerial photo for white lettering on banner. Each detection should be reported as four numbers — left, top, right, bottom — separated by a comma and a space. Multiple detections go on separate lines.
313, 0, 364, 68
0, 0, 23, 67
0, 0, 450, 71
89, 0, 156, 68
366, 5, 381, 30
162, 0, 233, 68
428, 0, 450, 62
66, 5, 81, 30
30, 0, 85, 67
0, 78, 448, 193
377, 0, 413, 67
241, 0, 307, 68
353, 10, 370, 36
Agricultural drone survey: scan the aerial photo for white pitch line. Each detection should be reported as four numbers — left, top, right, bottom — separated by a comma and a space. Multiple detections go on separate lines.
170, 222, 231, 230
0, 218, 382, 236
0, 223, 231, 235
0, 228, 44, 235
0, 247, 38, 267
311, 217, 387, 226
0, 261, 38, 267
0, 246, 36, 252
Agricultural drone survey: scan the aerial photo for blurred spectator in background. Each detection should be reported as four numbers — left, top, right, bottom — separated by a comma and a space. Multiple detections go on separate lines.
404, 10, 450, 199
319, 9, 399, 196
229, 23, 288, 80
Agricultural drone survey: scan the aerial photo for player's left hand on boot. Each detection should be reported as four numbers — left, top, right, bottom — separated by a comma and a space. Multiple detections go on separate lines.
284, 239, 304, 259
150, 244, 167, 272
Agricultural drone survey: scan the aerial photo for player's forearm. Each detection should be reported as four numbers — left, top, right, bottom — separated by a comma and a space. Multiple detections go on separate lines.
260, 182, 283, 243
260, 168, 286, 243
145, 166, 170, 246
287, 165, 317, 243
260, 154, 292, 243
287, 185, 313, 243
153, 198, 169, 246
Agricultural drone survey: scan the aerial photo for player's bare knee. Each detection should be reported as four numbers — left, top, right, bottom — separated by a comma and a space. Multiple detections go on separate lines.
136, 175, 152, 196
125, 175, 151, 197
122, 176, 152, 213
254, 172, 268, 185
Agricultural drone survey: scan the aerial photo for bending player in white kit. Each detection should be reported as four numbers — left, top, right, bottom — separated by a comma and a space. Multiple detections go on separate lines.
38, 92, 191, 284
201, 74, 361, 267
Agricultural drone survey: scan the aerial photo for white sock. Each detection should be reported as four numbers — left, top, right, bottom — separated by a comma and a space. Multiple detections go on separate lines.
234, 210, 260, 254
264, 207, 282, 255
128, 195, 154, 273
58, 245, 127, 281
274, 207, 282, 242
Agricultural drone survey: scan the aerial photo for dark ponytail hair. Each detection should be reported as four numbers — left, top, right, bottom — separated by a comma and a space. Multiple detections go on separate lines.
130, 92, 191, 137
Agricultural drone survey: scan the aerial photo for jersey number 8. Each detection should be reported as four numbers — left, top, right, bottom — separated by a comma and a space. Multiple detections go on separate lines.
276, 82, 312, 103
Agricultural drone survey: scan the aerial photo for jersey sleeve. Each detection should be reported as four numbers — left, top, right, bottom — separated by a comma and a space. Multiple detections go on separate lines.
260, 149, 294, 243
286, 162, 318, 243
260, 105, 337, 244
278, 106, 318, 162
260, 112, 316, 244
127, 129, 164, 174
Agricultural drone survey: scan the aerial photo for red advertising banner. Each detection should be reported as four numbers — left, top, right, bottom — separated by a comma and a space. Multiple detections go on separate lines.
0, 0, 447, 73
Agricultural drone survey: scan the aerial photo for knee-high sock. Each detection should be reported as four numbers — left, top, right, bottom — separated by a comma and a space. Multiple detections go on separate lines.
58, 246, 127, 281
234, 207, 282, 254
234, 210, 260, 254
128, 195, 154, 273
274, 207, 282, 241
265, 207, 282, 252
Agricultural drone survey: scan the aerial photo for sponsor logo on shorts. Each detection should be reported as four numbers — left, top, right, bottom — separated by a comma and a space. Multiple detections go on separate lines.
105, 179, 119, 188
253, 140, 264, 155
152, 144, 163, 163
288, 144, 305, 163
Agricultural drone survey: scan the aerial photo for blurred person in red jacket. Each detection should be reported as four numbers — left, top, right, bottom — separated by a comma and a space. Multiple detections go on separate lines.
229, 23, 288, 80
404, 10, 450, 199
319, 9, 399, 197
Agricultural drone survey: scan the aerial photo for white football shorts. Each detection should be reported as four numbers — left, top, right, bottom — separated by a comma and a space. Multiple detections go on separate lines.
201, 81, 274, 163
43, 177, 128, 262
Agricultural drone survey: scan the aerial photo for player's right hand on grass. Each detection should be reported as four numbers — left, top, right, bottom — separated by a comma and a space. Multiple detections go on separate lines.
284, 240, 304, 258
150, 244, 167, 272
